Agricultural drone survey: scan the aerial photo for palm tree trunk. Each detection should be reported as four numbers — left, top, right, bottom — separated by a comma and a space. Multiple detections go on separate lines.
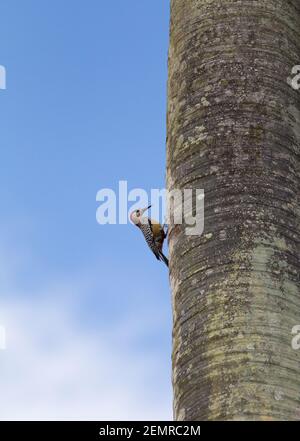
167, 0, 300, 421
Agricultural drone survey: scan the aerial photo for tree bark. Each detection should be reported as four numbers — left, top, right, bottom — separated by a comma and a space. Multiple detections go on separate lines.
167, 0, 300, 421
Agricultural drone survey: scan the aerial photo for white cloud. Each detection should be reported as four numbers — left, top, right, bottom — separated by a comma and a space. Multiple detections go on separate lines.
0, 243, 172, 421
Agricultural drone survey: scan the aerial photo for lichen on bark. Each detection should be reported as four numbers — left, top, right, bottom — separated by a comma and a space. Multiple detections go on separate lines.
167, 0, 300, 421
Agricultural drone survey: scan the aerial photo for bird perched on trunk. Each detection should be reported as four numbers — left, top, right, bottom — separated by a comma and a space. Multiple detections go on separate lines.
130, 205, 169, 267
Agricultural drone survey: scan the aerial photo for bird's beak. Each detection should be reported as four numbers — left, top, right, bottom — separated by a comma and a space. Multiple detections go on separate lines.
142, 205, 151, 214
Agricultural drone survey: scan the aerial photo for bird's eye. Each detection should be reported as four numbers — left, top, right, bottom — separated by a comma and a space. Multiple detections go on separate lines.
136, 210, 140, 216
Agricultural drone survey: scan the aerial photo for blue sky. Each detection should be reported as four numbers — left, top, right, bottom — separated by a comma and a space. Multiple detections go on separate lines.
0, 0, 171, 420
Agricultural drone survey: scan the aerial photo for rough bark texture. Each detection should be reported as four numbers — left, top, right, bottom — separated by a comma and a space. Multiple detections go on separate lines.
167, 0, 300, 421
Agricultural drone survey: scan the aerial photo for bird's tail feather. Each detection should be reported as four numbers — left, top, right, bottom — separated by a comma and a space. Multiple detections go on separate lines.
159, 251, 169, 267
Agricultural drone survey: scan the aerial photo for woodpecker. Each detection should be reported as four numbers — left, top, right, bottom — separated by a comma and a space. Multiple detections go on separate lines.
130, 205, 169, 267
